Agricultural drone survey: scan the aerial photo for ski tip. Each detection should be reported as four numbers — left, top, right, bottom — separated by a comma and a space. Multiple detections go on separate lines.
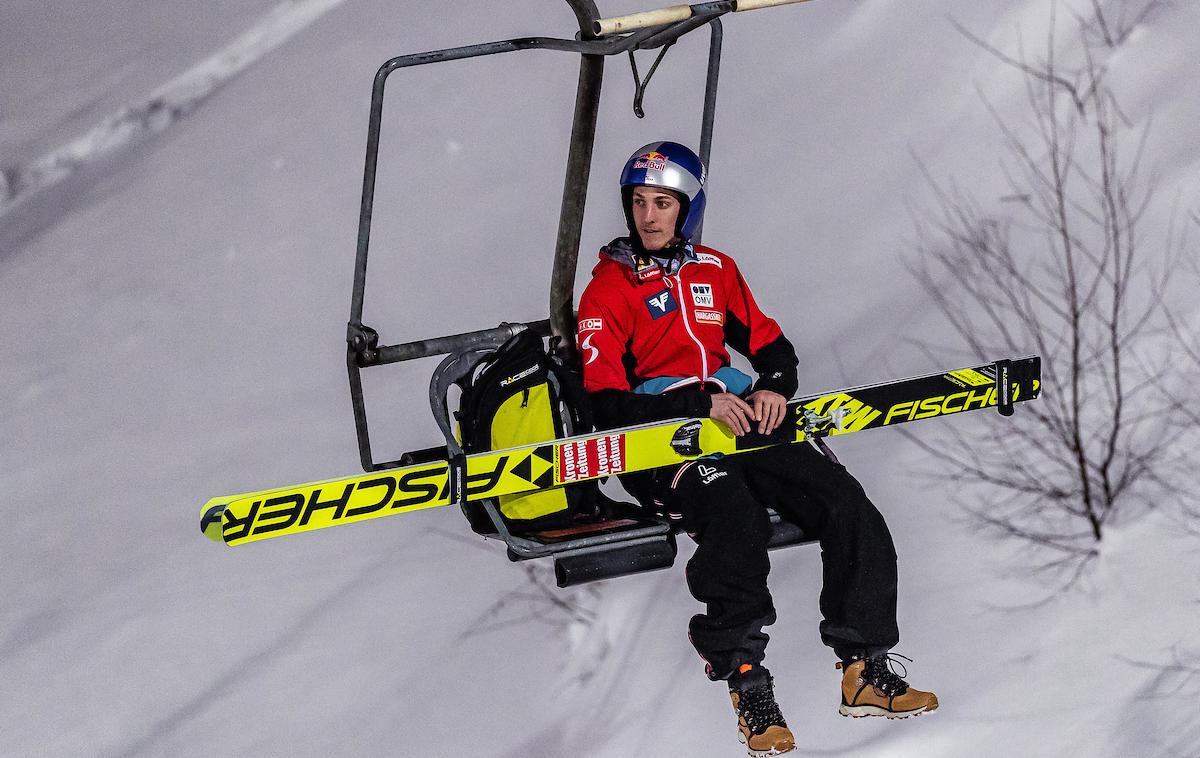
200, 502, 227, 542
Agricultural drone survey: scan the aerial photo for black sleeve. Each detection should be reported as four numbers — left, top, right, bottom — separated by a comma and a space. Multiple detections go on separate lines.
724, 313, 800, 398
589, 387, 713, 432
748, 334, 799, 398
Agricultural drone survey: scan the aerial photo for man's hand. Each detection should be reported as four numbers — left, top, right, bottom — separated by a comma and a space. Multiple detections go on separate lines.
746, 389, 788, 435
709, 392, 755, 436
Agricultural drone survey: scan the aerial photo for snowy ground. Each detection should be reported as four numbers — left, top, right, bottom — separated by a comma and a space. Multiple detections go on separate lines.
2, 1, 1199, 756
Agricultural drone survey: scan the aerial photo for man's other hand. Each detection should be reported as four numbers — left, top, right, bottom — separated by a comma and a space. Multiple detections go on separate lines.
746, 390, 788, 435
709, 392, 754, 436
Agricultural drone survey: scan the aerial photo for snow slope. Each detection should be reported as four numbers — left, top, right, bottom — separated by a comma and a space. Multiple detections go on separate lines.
2, 1, 1198, 756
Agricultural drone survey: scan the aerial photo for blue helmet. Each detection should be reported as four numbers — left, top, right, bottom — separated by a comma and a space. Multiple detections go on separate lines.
619, 141, 707, 242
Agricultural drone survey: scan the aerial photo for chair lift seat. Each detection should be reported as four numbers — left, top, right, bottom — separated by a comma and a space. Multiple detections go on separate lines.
423, 339, 812, 587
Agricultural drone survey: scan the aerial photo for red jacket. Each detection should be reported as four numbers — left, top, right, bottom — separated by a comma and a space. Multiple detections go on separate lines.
576, 238, 798, 430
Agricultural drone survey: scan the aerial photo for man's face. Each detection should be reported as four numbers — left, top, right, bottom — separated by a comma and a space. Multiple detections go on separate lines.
631, 186, 681, 251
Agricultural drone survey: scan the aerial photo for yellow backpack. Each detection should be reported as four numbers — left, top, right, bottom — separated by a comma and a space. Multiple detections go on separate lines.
456, 330, 595, 534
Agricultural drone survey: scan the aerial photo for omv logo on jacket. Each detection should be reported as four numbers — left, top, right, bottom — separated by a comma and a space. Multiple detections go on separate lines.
644, 289, 678, 319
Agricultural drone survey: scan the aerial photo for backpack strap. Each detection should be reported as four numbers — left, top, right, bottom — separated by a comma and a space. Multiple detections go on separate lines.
428, 345, 503, 506
546, 338, 593, 437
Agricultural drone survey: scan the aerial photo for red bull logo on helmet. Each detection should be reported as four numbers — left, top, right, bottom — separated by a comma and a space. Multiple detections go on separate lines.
633, 151, 668, 172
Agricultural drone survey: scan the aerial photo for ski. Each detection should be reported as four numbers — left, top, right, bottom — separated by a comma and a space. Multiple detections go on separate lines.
201, 356, 1040, 546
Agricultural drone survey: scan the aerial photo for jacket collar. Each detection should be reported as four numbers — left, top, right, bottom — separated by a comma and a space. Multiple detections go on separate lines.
600, 236, 696, 285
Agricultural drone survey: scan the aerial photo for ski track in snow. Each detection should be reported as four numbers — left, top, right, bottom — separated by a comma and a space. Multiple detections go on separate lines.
0, 0, 346, 219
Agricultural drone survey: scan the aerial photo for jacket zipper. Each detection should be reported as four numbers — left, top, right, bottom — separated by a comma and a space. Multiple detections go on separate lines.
672, 264, 709, 381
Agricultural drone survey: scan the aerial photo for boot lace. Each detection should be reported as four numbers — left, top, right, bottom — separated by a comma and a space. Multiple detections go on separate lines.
737, 678, 787, 733
863, 653, 912, 697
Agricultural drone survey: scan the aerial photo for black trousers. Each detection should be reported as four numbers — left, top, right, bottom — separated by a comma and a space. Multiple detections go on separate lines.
648, 442, 899, 680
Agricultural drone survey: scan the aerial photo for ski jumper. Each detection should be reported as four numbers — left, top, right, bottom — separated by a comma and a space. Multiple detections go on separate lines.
576, 237, 900, 677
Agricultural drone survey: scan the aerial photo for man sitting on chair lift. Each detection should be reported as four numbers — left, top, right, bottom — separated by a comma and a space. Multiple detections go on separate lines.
576, 141, 938, 756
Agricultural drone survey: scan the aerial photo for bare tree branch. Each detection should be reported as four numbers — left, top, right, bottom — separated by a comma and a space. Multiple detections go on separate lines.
908, 0, 1191, 578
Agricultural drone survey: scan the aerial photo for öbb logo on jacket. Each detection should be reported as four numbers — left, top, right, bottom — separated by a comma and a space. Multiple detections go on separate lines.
644, 290, 678, 319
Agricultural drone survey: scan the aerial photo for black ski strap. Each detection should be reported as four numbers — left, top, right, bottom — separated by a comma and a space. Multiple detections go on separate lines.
994, 358, 1014, 417
812, 436, 840, 464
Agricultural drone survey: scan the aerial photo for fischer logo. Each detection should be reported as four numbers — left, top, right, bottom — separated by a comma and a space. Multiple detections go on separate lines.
883, 387, 1000, 424
880, 379, 1037, 425
632, 151, 668, 172
697, 463, 727, 485
693, 309, 723, 325
500, 364, 539, 387
690, 283, 713, 307
222, 458, 511, 542
578, 318, 603, 332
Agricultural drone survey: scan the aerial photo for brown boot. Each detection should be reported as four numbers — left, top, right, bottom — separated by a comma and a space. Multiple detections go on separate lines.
728, 665, 796, 756
836, 654, 939, 719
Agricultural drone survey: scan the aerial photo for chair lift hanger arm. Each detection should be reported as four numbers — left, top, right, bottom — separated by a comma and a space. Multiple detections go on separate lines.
548, 3, 734, 350
593, 0, 814, 36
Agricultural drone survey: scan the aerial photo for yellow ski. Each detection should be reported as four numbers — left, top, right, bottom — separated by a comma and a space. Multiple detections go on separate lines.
203, 356, 1040, 546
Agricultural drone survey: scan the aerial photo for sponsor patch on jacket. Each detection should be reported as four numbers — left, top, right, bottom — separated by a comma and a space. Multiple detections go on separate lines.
697, 252, 723, 267
690, 283, 714, 308
578, 318, 603, 332
581, 333, 599, 365
644, 289, 678, 319
634, 257, 664, 283
693, 309, 723, 325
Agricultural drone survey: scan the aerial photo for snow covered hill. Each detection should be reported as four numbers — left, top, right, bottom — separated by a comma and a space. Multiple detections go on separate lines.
2, 1, 1198, 756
